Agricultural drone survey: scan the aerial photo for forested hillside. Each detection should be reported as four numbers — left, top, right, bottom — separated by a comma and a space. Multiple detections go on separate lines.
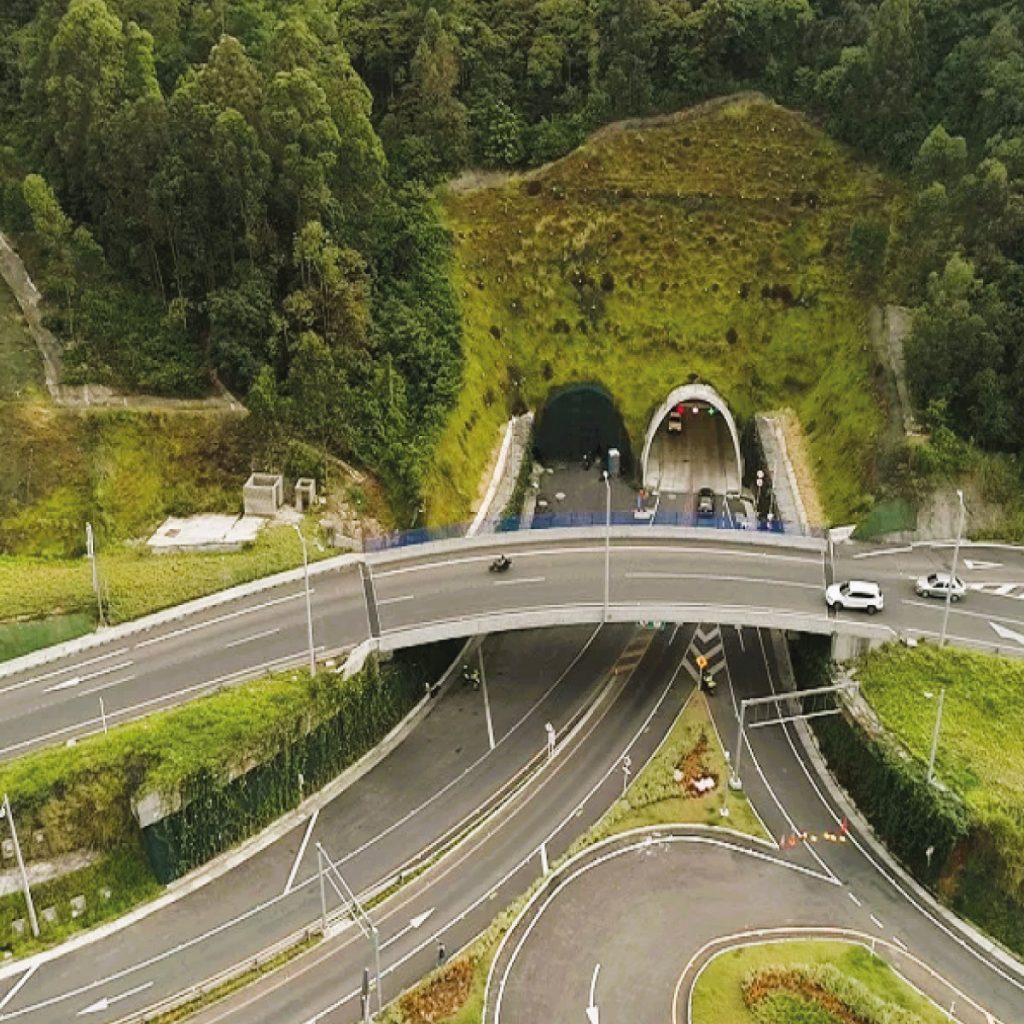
1, 0, 1023, 515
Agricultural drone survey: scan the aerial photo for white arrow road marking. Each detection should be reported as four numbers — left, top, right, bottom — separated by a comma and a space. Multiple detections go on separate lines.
77, 981, 152, 1015
43, 661, 133, 693
409, 908, 435, 929
963, 558, 1003, 570
379, 908, 437, 951
991, 621, 1024, 647
586, 963, 600, 1024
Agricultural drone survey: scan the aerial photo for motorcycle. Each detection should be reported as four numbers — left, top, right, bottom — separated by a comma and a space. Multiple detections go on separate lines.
701, 669, 717, 696
489, 556, 512, 574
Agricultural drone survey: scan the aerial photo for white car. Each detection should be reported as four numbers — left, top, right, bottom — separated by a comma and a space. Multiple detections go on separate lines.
826, 580, 884, 614
915, 572, 966, 601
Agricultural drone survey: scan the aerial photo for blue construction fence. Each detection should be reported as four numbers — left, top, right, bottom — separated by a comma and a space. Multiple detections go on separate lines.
364, 512, 816, 552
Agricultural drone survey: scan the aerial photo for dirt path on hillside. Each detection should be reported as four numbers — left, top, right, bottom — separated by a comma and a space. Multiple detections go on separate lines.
446, 92, 771, 196
0, 230, 243, 413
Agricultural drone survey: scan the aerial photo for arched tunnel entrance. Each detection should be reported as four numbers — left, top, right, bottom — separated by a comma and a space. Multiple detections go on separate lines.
534, 383, 632, 472
642, 383, 742, 495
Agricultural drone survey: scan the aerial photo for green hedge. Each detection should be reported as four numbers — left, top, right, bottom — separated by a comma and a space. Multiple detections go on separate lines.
141, 654, 440, 882
790, 636, 968, 886
813, 711, 968, 886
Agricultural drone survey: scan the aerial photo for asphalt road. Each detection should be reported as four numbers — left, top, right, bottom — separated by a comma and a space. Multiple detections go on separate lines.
492, 626, 1024, 1024
5, 532, 1024, 761
0, 625, 638, 1022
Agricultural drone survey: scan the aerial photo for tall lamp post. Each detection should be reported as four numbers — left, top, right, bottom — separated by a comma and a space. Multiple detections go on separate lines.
1, 794, 38, 937
293, 525, 316, 677
939, 489, 966, 649
929, 489, 965, 787
602, 471, 611, 621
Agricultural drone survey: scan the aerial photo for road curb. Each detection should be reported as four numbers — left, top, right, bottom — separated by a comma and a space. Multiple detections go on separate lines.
0, 638, 476, 983
769, 629, 1024, 984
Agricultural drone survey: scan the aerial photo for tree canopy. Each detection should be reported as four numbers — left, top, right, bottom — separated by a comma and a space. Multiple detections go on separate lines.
2, 0, 1024, 510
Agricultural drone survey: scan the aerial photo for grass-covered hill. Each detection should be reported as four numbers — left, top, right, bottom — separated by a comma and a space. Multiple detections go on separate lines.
427, 95, 900, 526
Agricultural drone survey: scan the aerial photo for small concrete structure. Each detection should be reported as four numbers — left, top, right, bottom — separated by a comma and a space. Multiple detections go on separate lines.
70, 894, 86, 918
147, 514, 264, 553
243, 472, 283, 516
294, 477, 317, 512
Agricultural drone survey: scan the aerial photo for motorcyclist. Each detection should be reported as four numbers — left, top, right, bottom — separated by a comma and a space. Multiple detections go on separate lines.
492, 553, 511, 570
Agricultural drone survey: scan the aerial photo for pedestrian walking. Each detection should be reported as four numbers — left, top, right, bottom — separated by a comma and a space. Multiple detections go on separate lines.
437, 941, 447, 966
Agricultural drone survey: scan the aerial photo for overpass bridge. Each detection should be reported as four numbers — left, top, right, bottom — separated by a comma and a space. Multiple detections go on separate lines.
3, 526, 1024, 759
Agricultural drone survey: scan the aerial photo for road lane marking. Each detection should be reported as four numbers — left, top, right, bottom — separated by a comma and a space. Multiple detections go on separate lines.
1, 650, 127, 697
492, 576, 545, 586
626, 572, 819, 591
870, 914, 884, 930
586, 963, 600, 1024
991, 621, 1024, 648
852, 546, 912, 559
377, 595, 415, 606
283, 809, 319, 896
902, 598, 1024, 629
225, 629, 280, 650
77, 981, 152, 1015
847, 892, 861, 907
0, 966, 36, 1013
43, 661, 133, 693
963, 558, 1003, 570
133, 592, 310, 649
892, 936, 908, 952
380, 908, 437, 951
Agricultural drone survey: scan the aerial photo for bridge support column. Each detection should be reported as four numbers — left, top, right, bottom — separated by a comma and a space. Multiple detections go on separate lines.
830, 633, 884, 663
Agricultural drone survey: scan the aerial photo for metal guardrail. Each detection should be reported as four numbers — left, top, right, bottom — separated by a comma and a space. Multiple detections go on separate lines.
366, 513, 820, 551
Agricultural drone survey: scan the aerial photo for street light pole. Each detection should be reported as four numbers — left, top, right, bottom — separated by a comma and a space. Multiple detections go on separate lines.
926, 687, 946, 786
602, 471, 611, 621
293, 525, 316, 676
2, 793, 39, 937
85, 522, 106, 628
939, 489, 966, 650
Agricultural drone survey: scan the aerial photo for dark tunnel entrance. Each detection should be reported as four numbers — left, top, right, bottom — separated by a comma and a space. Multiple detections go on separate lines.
533, 383, 632, 472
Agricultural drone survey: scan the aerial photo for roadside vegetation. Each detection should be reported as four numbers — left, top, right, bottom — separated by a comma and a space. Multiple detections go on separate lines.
430, 96, 896, 526
794, 636, 1024, 960
381, 690, 766, 1024
691, 940, 950, 1024
0, 644, 454, 958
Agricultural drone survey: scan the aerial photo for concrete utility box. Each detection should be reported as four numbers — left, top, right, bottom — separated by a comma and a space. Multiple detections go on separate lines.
294, 477, 317, 512
243, 473, 283, 516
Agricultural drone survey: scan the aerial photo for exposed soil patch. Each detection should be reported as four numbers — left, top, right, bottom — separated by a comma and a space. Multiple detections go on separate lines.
676, 730, 718, 796
399, 956, 476, 1023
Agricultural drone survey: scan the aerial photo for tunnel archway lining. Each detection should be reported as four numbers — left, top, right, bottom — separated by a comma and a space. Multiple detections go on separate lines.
533, 383, 632, 470
641, 383, 743, 489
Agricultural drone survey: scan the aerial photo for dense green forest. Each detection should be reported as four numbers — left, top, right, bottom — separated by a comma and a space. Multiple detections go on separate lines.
0, 0, 1022, 514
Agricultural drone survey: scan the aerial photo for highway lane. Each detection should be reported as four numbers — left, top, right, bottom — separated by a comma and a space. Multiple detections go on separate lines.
0, 567, 369, 759
0, 626, 631, 1022
492, 626, 1024, 1024
5, 531, 1024, 760
151, 625, 698, 1024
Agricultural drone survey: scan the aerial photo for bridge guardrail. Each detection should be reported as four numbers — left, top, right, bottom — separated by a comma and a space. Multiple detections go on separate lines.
366, 513, 825, 552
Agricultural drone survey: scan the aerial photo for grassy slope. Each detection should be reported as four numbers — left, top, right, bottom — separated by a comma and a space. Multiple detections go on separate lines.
429, 95, 896, 526
691, 941, 949, 1023
858, 644, 1024, 807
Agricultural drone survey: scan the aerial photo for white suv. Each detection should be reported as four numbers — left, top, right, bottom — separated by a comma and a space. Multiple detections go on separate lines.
825, 580, 884, 614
